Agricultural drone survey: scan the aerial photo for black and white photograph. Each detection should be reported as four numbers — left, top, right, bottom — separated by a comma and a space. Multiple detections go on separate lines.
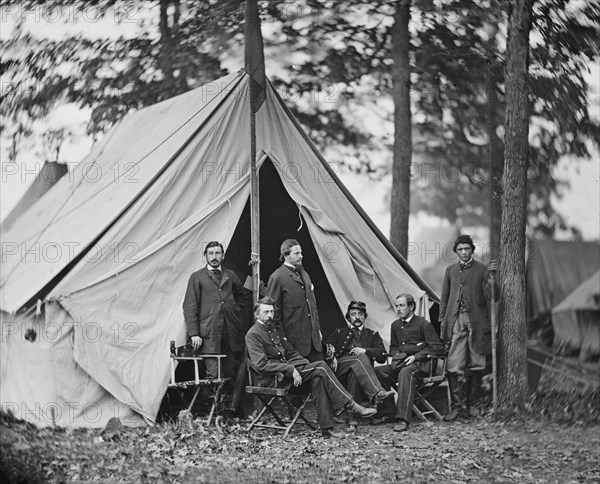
1, 1, 598, 482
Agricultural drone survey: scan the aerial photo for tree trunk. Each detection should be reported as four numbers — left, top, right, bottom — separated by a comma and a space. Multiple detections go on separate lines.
498, 0, 532, 412
390, 0, 411, 258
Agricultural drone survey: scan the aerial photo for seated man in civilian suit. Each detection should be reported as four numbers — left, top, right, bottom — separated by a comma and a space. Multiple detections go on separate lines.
182, 241, 251, 379
374, 293, 444, 432
324, 301, 394, 420
246, 297, 377, 438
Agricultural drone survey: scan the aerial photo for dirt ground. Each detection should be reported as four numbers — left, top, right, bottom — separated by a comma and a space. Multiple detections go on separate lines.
1, 398, 599, 484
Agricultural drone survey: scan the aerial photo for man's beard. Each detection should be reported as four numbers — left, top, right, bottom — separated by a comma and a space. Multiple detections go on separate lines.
264, 317, 274, 325
293, 262, 304, 271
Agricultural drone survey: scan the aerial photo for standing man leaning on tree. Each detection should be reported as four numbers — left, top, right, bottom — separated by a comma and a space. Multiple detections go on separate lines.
440, 234, 498, 420
266, 239, 323, 362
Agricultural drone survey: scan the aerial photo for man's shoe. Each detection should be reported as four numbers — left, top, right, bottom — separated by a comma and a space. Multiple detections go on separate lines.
370, 415, 395, 425
321, 428, 345, 438
392, 419, 409, 432
374, 389, 396, 403
443, 408, 462, 422
345, 400, 377, 418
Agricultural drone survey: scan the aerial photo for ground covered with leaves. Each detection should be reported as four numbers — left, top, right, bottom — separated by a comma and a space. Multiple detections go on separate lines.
1, 392, 599, 484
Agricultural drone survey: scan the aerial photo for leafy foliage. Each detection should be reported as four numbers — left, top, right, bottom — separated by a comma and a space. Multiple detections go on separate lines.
1, 398, 599, 484
1, 0, 598, 236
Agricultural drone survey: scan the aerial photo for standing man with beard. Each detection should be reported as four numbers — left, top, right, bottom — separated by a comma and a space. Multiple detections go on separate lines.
439, 234, 498, 420
246, 297, 377, 437
266, 239, 323, 362
183, 241, 250, 379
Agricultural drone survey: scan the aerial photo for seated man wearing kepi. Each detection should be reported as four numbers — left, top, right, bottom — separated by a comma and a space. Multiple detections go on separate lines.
324, 301, 394, 422
374, 293, 445, 432
246, 297, 377, 438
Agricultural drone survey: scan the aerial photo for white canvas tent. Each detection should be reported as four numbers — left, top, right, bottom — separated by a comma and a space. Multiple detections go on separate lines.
1, 70, 437, 427
552, 271, 600, 360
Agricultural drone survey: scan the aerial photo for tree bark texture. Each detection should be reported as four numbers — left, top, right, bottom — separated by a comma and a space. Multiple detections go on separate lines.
498, 0, 532, 411
390, 0, 411, 258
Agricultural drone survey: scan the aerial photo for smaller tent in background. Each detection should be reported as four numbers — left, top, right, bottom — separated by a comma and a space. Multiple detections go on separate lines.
551, 271, 600, 361
526, 238, 600, 343
1, 161, 68, 231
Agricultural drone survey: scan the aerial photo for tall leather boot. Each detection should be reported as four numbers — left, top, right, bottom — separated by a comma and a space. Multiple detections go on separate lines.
444, 373, 466, 421
467, 370, 483, 417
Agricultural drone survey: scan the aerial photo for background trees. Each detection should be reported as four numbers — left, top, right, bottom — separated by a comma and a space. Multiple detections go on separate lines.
3, 1, 597, 247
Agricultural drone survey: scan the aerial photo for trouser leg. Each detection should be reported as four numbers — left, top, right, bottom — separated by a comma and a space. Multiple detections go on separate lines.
305, 374, 335, 429
374, 364, 397, 417
346, 373, 367, 405
446, 314, 469, 418
204, 330, 235, 379
298, 361, 353, 415
396, 363, 426, 423
337, 354, 383, 403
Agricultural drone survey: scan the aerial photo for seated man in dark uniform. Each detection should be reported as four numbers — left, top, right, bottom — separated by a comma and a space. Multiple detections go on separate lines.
324, 301, 394, 422
246, 297, 377, 438
374, 293, 444, 432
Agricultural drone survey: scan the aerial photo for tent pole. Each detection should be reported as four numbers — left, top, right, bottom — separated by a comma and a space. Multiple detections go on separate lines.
487, 58, 498, 412
250, 101, 260, 303
245, 0, 264, 304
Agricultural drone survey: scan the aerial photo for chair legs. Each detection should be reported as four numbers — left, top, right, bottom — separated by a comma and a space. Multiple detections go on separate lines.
246, 393, 317, 437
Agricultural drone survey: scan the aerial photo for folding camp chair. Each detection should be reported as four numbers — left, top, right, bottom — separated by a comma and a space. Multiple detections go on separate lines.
167, 341, 231, 426
412, 355, 450, 421
245, 358, 317, 437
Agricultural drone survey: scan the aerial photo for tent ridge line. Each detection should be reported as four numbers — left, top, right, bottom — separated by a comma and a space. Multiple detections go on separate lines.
266, 78, 439, 302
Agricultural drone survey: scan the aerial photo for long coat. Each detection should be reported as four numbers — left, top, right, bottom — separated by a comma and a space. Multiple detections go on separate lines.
266, 264, 322, 357
182, 267, 250, 354
439, 260, 496, 355
324, 326, 387, 364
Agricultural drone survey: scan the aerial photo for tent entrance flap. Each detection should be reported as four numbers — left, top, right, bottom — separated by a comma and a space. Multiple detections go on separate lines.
226, 158, 346, 334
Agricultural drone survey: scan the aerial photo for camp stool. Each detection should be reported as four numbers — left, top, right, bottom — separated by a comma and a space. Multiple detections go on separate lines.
412, 355, 450, 421
244, 358, 318, 437
168, 341, 232, 426
385, 353, 450, 421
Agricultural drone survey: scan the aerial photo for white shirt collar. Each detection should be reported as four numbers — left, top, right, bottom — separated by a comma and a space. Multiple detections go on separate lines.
207, 265, 222, 271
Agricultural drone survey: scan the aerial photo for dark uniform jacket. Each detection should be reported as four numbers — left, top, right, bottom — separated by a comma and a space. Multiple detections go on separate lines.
266, 264, 322, 357
439, 260, 497, 354
182, 267, 250, 353
245, 321, 308, 387
324, 326, 387, 364
390, 314, 444, 361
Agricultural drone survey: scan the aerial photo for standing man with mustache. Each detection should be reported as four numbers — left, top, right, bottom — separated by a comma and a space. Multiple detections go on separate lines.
183, 241, 250, 379
266, 239, 323, 362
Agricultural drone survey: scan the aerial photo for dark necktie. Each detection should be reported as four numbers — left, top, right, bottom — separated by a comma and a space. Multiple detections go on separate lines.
212, 269, 222, 281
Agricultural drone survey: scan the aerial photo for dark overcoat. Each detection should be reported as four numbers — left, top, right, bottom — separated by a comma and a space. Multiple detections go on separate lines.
324, 326, 387, 363
266, 264, 322, 357
182, 267, 250, 353
439, 260, 496, 354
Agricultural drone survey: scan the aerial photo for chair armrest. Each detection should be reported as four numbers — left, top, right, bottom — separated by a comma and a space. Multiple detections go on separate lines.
245, 358, 285, 386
